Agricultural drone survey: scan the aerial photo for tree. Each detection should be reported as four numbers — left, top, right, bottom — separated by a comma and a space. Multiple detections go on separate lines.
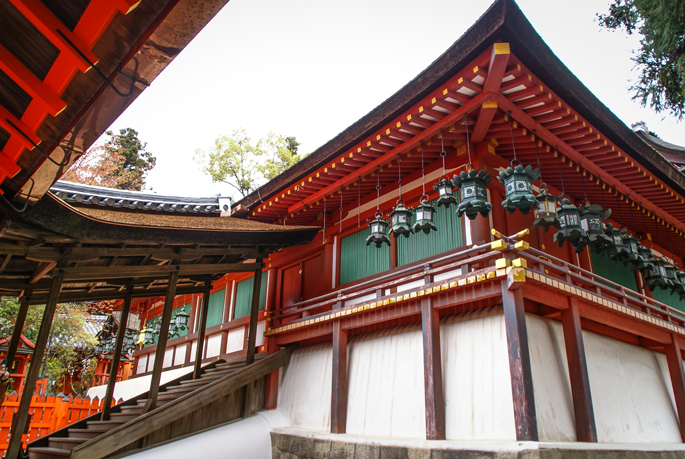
62, 128, 156, 191
598, 0, 685, 120
194, 128, 305, 199
0, 298, 99, 395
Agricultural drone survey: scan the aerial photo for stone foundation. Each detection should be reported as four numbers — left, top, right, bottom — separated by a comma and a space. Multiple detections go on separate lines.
271, 432, 685, 459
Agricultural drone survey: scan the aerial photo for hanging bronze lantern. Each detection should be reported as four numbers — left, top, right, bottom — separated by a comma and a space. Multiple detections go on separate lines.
452, 169, 492, 220
390, 201, 412, 238
676, 271, 685, 300
635, 243, 656, 273
366, 213, 390, 248
620, 231, 640, 265
581, 204, 613, 255
532, 186, 560, 233
497, 164, 540, 215
644, 256, 671, 291
601, 223, 623, 259
412, 199, 437, 235
434, 178, 457, 208
554, 198, 588, 252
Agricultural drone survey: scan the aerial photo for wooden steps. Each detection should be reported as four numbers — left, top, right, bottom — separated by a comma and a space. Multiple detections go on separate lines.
26, 358, 255, 459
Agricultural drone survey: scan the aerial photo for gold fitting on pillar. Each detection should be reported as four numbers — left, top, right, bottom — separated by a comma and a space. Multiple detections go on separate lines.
491, 228, 503, 239
514, 240, 529, 250
512, 258, 528, 268
516, 228, 530, 238
491, 240, 507, 251
495, 258, 511, 269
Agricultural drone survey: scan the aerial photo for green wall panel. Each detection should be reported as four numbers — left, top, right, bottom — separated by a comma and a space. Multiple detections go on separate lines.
340, 226, 390, 285
397, 201, 464, 266
591, 252, 639, 292
653, 287, 685, 312
234, 276, 266, 319
206, 289, 226, 328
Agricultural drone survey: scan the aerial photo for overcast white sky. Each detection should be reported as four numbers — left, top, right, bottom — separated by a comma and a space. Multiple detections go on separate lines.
106, 0, 685, 199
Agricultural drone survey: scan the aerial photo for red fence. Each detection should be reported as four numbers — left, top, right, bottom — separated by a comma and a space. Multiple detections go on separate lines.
0, 392, 116, 455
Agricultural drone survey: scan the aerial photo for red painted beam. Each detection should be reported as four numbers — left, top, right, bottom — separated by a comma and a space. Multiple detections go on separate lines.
470, 101, 499, 144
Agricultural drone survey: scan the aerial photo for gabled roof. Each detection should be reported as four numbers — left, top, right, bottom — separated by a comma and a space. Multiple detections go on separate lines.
236, 0, 685, 227
632, 122, 685, 168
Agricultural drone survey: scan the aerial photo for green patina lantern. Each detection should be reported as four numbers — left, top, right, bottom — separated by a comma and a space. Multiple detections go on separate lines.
635, 243, 656, 273
433, 178, 457, 208
601, 223, 623, 259
175, 310, 190, 330
581, 204, 612, 255
676, 271, 685, 299
366, 213, 390, 248
412, 199, 437, 235
389, 201, 412, 238
497, 164, 540, 215
532, 187, 560, 233
554, 198, 588, 252
452, 169, 492, 220
644, 256, 672, 291
620, 231, 641, 265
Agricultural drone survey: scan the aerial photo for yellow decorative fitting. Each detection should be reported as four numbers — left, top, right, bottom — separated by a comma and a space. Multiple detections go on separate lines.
473, 66, 479, 73
514, 240, 530, 250
491, 240, 507, 251
477, 273, 486, 282
467, 276, 476, 284
495, 258, 510, 269
431, 97, 437, 104
426, 287, 433, 294
390, 297, 397, 303
410, 292, 417, 298
458, 279, 467, 286
364, 304, 370, 310
509, 267, 526, 284
486, 271, 496, 279
403, 294, 410, 300
449, 281, 458, 288
419, 106, 424, 113
383, 299, 389, 305
512, 258, 528, 268
516, 228, 530, 238
441, 284, 448, 290
458, 77, 463, 84
491, 228, 503, 239
418, 290, 425, 296
494, 42, 510, 54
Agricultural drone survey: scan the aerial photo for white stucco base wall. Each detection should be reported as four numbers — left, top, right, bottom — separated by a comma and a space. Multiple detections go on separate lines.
277, 307, 682, 444
86, 366, 195, 401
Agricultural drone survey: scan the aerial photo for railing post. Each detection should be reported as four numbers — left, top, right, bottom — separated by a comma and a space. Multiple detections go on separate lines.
193, 284, 211, 380
7, 275, 63, 459
101, 284, 132, 421
144, 270, 179, 413
330, 300, 348, 434
501, 278, 538, 441
561, 296, 597, 442
243, 259, 264, 418
421, 267, 444, 440
5, 292, 31, 375
665, 334, 685, 442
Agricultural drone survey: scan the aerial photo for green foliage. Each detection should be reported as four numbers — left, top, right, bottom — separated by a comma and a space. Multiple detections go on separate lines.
194, 128, 305, 199
598, 0, 685, 119
0, 300, 99, 396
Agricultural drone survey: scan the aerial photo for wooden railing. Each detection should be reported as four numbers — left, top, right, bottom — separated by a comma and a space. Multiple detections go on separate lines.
70, 346, 296, 459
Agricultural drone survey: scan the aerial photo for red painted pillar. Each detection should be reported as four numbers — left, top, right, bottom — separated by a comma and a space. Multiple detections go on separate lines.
665, 334, 685, 442
331, 302, 347, 433
421, 296, 445, 439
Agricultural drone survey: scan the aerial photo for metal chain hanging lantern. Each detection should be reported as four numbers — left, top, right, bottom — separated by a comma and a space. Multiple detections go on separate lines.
452, 114, 492, 220
366, 168, 391, 248
434, 131, 458, 208
497, 118, 539, 214
389, 156, 413, 238
531, 137, 560, 232
581, 204, 612, 254
174, 310, 190, 330
413, 143, 438, 235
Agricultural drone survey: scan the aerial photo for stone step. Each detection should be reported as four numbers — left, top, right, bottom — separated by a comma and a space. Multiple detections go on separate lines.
48, 436, 88, 451
27, 446, 71, 459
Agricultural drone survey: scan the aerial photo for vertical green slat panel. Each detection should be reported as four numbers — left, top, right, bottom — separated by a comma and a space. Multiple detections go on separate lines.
653, 287, 685, 312
205, 289, 225, 327
590, 252, 639, 292
340, 226, 390, 285
397, 200, 464, 266
234, 276, 267, 319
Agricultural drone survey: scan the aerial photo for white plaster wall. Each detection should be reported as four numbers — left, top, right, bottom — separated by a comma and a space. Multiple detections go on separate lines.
441, 307, 516, 441
278, 342, 332, 431
256, 321, 266, 347
206, 334, 222, 358
583, 329, 681, 443
190, 340, 197, 361
345, 293, 375, 307
147, 353, 155, 372
226, 327, 245, 354
87, 366, 194, 401
174, 344, 187, 366
136, 355, 147, 374
346, 324, 426, 439
526, 314, 576, 442
163, 348, 173, 368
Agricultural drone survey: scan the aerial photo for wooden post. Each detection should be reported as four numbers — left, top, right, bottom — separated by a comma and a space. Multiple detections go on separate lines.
421, 295, 445, 439
144, 270, 179, 413
665, 334, 685, 442
331, 301, 347, 433
561, 297, 597, 442
469, 212, 491, 245
5, 292, 31, 372
101, 285, 133, 421
193, 284, 211, 380
242, 260, 263, 418
6, 276, 62, 459
501, 284, 538, 441
264, 268, 280, 410
245, 260, 263, 366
